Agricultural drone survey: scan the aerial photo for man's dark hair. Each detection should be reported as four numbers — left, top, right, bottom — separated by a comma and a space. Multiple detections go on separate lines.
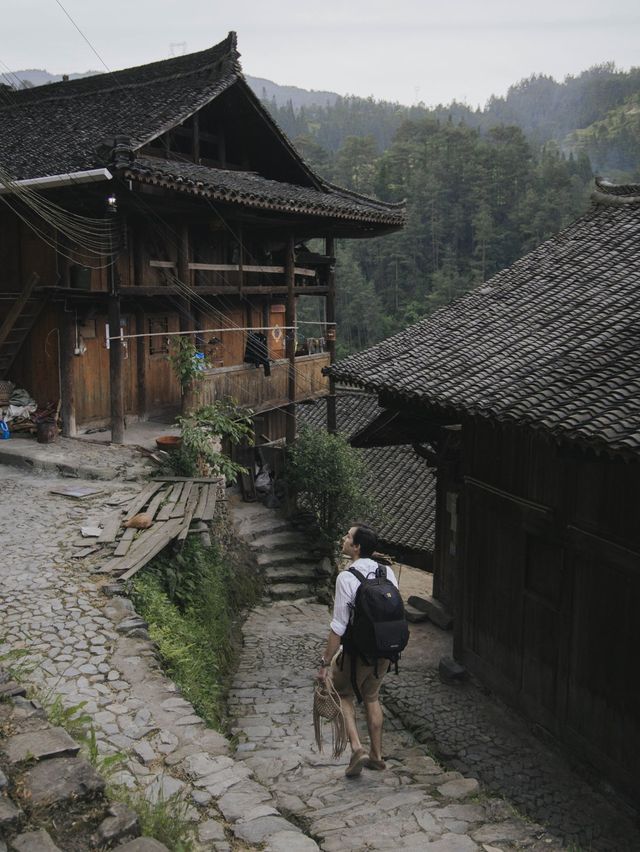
353, 524, 378, 558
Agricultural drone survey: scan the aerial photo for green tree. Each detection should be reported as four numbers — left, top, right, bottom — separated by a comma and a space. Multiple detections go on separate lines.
287, 427, 376, 551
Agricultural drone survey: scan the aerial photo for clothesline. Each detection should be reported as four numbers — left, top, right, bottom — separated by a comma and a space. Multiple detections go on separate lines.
105, 321, 335, 347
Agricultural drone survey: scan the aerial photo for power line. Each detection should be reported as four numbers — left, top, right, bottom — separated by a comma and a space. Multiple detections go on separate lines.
52, 0, 113, 76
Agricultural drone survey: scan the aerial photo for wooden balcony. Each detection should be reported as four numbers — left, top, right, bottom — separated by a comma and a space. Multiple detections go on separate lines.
137, 261, 329, 295
197, 352, 330, 412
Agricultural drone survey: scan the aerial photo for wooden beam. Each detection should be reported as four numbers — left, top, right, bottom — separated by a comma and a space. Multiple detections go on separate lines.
187, 263, 316, 276
0, 273, 39, 348
135, 309, 147, 420
119, 285, 328, 296
108, 291, 125, 444
192, 112, 200, 163
238, 222, 244, 296
59, 305, 76, 437
325, 236, 337, 434
285, 234, 296, 446
177, 222, 194, 335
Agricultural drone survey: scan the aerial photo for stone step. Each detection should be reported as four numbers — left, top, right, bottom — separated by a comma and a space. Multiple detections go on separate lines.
6, 727, 80, 763
0, 680, 27, 699
404, 603, 429, 624
23, 756, 104, 807
407, 595, 453, 630
256, 551, 317, 568
249, 532, 305, 552
268, 583, 314, 600
237, 518, 291, 541
265, 565, 318, 584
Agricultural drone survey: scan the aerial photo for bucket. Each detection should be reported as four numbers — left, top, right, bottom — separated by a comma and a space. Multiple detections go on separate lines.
155, 435, 182, 451
36, 419, 57, 444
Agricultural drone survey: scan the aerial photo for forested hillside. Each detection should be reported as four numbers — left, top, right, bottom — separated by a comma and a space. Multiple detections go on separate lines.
6, 62, 637, 359
302, 122, 593, 356
272, 63, 639, 357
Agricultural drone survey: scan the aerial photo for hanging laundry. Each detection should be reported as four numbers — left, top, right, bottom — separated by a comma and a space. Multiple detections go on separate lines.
244, 332, 271, 376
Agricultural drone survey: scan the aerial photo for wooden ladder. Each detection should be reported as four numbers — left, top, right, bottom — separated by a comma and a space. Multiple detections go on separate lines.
0, 274, 42, 379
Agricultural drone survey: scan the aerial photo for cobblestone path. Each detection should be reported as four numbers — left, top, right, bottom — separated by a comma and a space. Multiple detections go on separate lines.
0, 467, 307, 850
230, 602, 562, 852
382, 656, 640, 852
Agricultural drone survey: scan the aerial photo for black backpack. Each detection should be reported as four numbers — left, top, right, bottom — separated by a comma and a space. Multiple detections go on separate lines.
343, 564, 410, 702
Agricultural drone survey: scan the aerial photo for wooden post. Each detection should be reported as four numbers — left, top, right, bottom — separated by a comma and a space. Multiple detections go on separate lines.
59, 305, 76, 437
325, 236, 337, 433
135, 309, 147, 421
108, 293, 125, 443
285, 234, 296, 445
238, 222, 244, 296
192, 113, 200, 163
133, 220, 145, 288
177, 223, 194, 333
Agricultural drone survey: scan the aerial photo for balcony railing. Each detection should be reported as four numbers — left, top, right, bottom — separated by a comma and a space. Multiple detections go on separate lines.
197, 352, 330, 412
146, 261, 328, 292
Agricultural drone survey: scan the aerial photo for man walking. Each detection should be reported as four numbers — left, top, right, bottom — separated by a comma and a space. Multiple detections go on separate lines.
316, 524, 399, 777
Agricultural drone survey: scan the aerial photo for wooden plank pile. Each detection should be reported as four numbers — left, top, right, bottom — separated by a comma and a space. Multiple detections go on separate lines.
95, 477, 223, 580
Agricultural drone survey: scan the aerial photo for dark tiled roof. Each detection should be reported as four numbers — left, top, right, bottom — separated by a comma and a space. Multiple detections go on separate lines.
329, 186, 640, 458
298, 392, 435, 552
0, 34, 405, 229
126, 157, 405, 225
0, 34, 241, 180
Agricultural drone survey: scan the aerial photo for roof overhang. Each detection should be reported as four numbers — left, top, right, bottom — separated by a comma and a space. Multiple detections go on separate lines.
350, 407, 457, 448
0, 168, 113, 194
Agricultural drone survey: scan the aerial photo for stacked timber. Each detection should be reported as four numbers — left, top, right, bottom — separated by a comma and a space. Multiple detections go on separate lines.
95, 477, 223, 580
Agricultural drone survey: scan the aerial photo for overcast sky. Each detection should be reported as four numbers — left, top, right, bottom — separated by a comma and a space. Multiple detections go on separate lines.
3, 0, 639, 107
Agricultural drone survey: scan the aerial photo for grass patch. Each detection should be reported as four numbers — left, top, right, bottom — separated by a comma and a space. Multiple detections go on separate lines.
107, 785, 198, 852
130, 535, 261, 731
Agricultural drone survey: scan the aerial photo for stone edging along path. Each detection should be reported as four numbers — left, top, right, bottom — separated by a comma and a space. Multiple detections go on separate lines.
0, 468, 312, 851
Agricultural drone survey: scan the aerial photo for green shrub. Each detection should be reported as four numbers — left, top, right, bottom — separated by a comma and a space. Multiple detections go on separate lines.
286, 425, 377, 551
161, 400, 253, 481
130, 537, 261, 730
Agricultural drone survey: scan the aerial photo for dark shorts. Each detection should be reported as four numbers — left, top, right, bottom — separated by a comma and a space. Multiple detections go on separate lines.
331, 650, 387, 703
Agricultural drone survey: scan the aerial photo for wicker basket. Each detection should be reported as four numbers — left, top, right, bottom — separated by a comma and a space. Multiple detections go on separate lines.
0, 380, 14, 407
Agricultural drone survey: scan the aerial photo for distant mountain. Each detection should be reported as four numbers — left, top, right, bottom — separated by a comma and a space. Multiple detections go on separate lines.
564, 92, 640, 179
3, 67, 340, 110
5, 64, 639, 180
1, 68, 100, 88
245, 76, 339, 110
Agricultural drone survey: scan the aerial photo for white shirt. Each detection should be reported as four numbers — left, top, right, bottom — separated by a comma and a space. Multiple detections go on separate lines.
330, 558, 399, 637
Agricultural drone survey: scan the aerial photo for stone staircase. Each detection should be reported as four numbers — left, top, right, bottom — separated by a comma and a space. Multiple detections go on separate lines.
231, 498, 332, 602
0, 669, 166, 852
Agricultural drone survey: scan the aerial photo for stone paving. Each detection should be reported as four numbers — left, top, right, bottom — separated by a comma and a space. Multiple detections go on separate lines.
229, 501, 640, 852
2, 447, 639, 851
229, 602, 561, 852
0, 466, 305, 850
381, 632, 640, 852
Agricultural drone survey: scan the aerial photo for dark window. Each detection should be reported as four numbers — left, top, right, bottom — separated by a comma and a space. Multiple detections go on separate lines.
149, 317, 169, 355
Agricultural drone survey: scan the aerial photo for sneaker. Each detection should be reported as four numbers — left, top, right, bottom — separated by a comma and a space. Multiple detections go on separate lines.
365, 755, 386, 770
345, 747, 368, 778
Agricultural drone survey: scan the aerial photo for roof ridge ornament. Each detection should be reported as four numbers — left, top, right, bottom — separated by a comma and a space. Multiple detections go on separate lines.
592, 177, 640, 205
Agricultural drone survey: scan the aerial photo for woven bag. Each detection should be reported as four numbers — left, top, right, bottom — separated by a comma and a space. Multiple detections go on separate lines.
313, 676, 348, 759
0, 381, 14, 407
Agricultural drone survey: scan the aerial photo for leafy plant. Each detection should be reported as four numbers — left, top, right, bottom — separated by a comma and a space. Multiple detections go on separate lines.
163, 400, 253, 481
83, 724, 127, 778
41, 694, 92, 740
286, 426, 377, 551
130, 536, 261, 731
107, 785, 197, 852
168, 337, 210, 399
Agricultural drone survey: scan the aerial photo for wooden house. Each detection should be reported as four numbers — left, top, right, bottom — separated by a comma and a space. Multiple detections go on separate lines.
0, 33, 404, 442
329, 181, 640, 803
